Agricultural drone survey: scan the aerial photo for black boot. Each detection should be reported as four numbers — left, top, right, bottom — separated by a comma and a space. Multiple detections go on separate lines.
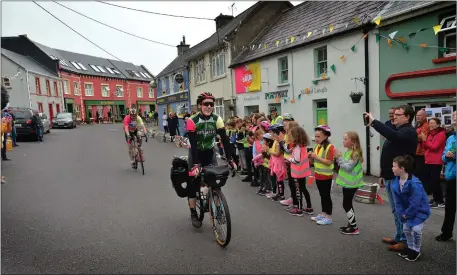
190, 208, 202, 228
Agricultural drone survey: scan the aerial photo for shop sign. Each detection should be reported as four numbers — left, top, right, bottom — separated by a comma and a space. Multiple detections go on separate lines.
174, 73, 184, 84
244, 95, 260, 102
157, 92, 189, 104
265, 89, 288, 100
300, 87, 327, 95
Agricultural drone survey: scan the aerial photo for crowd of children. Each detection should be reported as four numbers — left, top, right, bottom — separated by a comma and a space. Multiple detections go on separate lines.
216, 107, 456, 262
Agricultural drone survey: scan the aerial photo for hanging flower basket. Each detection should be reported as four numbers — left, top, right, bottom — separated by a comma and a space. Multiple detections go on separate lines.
349, 92, 363, 103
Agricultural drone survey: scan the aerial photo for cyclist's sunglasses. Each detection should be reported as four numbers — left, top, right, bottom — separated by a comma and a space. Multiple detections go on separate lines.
202, 101, 214, 107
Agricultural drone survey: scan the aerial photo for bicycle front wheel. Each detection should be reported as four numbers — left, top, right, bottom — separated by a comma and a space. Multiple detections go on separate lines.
209, 189, 231, 247
138, 148, 145, 175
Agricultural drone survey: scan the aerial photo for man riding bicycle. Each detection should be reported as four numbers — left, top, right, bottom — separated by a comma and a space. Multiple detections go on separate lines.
186, 92, 235, 227
124, 108, 148, 168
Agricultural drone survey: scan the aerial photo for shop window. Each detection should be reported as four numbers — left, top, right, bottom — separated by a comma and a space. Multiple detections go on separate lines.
315, 100, 328, 126
438, 14, 456, 57
315, 46, 328, 77
278, 57, 288, 84
214, 98, 224, 120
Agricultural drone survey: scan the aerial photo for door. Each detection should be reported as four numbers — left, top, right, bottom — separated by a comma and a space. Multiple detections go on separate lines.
119, 105, 125, 119
56, 104, 60, 114
48, 103, 54, 123
67, 103, 73, 114
245, 105, 259, 116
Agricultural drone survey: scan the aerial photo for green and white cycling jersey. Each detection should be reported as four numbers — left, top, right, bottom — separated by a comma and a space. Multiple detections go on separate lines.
186, 112, 224, 151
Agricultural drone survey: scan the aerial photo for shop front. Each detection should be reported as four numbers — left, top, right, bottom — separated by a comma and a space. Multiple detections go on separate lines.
84, 100, 126, 122
64, 98, 74, 114
136, 100, 156, 116
157, 91, 190, 133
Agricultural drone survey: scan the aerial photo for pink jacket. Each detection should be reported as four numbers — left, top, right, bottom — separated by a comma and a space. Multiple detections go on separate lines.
423, 128, 446, 165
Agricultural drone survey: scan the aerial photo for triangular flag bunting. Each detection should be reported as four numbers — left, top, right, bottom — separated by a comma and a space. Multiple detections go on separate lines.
322, 29, 326, 35
408, 32, 416, 39
433, 24, 442, 35
291, 98, 296, 104
340, 55, 345, 63
291, 36, 295, 43
305, 88, 310, 94
373, 16, 381, 26
389, 31, 398, 39
312, 80, 318, 85
298, 94, 302, 100
439, 48, 448, 54
258, 44, 262, 49
345, 22, 349, 28
276, 40, 280, 47
321, 73, 327, 79
418, 28, 428, 32
307, 32, 313, 38
283, 98, 287, 104
330, 64, 336, 73
402, 44, 409, 51
351, 45, 356, 52
398, 36, 407, 43
264, 44, 267, 49
329, 24, 334, 32
387, 39, 393, 48
353, 17, 360, 25
376, 34, 380, 43
419, 44, 427, 48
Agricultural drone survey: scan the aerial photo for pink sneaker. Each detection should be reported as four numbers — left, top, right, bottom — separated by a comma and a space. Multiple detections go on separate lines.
289, 207, 304, 217
280, 197, 293, 206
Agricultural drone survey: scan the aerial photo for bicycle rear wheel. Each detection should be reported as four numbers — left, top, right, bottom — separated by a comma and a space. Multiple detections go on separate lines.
209, 189, 231, 247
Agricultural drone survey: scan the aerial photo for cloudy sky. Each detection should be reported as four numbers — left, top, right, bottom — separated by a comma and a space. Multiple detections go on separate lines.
2, 1, 301, 76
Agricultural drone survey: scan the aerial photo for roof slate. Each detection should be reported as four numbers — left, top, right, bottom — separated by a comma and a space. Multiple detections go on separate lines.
1, 48, 59, 78
230, 1, 389, 67
374, 1, 439, 20
32, 41, 153, 81
156, 1, 265, 77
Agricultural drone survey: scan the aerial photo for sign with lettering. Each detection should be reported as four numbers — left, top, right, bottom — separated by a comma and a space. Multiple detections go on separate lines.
157, 92, 189, 104
235, 62, 261, 94
244, 95, 260, 102
174, 73, 184, 84
300, 87, 327, 95
265, 90, 288, 100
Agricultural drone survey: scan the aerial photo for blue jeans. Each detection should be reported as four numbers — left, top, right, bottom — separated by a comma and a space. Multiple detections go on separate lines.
385, 179, 406, 242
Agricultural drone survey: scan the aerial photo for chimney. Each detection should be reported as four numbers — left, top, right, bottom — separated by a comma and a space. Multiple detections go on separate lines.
177, 35, 190, 56
215, 13, 234, 30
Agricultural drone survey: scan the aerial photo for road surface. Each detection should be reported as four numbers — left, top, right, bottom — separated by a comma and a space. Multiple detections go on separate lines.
2, 124, 455, 274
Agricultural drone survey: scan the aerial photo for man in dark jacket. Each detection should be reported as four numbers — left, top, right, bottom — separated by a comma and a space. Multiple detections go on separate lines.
365, 105, 417, 253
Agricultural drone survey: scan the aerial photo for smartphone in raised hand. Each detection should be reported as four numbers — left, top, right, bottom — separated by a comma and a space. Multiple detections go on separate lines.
363, 113, 370, 126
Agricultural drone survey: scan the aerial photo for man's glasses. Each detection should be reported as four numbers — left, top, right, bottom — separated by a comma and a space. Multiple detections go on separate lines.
394, 113, 405, 117
202, 102, 214, 107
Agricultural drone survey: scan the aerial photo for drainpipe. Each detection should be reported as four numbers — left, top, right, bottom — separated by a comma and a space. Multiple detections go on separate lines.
225, 41, 235, 116
364, 29, 371, 176
25, 70, 32, 108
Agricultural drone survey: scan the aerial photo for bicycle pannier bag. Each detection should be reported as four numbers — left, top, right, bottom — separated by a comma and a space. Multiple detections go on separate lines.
170, 157, 189, 198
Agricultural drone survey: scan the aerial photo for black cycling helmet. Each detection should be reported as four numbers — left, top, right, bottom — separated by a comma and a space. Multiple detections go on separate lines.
269, 106, 277, 112
197, 92, 215, 105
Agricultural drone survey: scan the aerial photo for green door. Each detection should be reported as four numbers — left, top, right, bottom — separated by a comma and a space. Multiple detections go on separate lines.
316, 108, 328, 125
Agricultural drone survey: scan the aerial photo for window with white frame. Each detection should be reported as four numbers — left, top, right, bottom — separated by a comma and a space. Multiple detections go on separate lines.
315, 46, 328, 77
195, 57, 206, 84
137, 87, 143, 98
116, 85, 124, 97
214, 98, 224, 119
278, 57, 288, 84
211, 50, 226, 79
64, 80, 70, 94
84, 83, 93, 96
73, 81, 80, 95
169, 76, 175, 94
2, 77, 11, 88
149, 87, 154, 98
438, 15, 456, 57
101, 84, 109, 97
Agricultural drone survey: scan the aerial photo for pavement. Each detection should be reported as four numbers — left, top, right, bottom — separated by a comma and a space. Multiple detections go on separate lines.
1, 124, 455, 274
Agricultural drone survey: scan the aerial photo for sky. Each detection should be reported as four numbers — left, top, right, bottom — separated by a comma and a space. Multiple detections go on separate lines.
2, 1, 301, 76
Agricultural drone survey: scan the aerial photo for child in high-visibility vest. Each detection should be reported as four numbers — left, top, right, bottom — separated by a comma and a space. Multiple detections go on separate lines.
286, 126, 314, 216
309, 125, 335, 225
259, 133, 274, 196
335, 131, 365, 235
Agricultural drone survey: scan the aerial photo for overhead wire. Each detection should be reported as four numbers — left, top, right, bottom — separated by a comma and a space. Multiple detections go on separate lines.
52, 1, 175, 47
94, 1, 215, 21
32, 1, 124, 61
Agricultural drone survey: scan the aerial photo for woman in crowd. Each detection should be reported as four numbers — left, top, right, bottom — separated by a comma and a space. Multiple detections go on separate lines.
421, 117, 446, 208
309, 125, 335, 225
392, 155, 430, 262
335, 131, 364, 235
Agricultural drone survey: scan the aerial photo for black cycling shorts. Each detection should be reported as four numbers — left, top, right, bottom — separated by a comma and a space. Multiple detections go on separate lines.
187, 148, 218, 199
125, 130, 138, 143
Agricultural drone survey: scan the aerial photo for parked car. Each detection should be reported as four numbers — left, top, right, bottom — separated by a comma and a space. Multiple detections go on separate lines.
52, 112, 77, 129
38, 112, 51, 134
9, 107, 44, 141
